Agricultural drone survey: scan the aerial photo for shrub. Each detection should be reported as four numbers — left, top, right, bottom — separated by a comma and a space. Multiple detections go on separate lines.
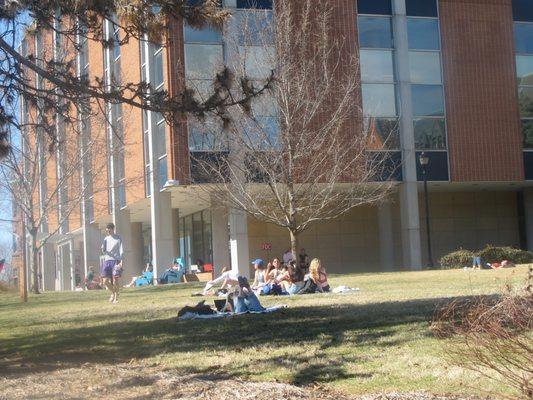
432, 268, 533, 399
439, 249, 475, 269
477, 245, 533, 265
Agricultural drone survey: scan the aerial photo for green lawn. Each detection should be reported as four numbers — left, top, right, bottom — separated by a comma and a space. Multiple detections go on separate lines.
0, 266, 529, 398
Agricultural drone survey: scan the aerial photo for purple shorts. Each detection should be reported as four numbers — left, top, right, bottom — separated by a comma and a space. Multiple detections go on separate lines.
102, 260, 121, 279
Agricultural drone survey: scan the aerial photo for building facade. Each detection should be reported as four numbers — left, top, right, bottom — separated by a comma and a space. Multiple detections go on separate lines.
17, 0, 533, 290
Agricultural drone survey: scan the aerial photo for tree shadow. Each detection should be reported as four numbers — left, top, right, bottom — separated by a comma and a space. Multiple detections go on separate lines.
0, 295, 494, 382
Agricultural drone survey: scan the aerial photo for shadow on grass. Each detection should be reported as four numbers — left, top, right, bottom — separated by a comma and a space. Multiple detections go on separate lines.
0, 295, 490, 384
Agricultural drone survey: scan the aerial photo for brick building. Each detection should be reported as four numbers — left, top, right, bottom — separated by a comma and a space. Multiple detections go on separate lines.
17, 0, 533, 290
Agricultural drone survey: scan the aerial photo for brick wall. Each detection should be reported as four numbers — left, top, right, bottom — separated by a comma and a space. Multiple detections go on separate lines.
440, 0, 524, 182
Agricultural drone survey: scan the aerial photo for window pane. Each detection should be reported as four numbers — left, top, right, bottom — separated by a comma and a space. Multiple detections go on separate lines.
151, 50, 164, 88
360, 49, 394, 83
184, 24, 222, 43
237, 0, 272, 9
357, 0, 392, 15
158, 156, 168, 190
189, 117, 226, 151
409, 51, 442, 84
241, 46, 275, 79
513, 0, 533, 22
514, 23, 533, 53
414, 118, 447, 150
407, 18, 440, 50
365, 117, 400, 150
154, 121, 167, 158
118, 181, 126, 208
187, 79, 215, 102
522, 120, 533, 148
234, 10, 274, 45
362, 83, 397, 117
518, 86, 533, 117
516, 55, 533, 85
411, 85, 444, 117
252, 91, 277, 116
145, 165, 151, 197
406, 0, 438, 17
358, 16, 393, 48
185, 44, 223, 79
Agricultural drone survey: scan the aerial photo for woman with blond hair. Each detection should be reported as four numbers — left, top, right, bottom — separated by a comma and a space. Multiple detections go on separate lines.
309, 258, 330, 293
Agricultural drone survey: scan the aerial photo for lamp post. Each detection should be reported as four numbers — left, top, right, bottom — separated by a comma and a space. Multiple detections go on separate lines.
419, 152, 434, 269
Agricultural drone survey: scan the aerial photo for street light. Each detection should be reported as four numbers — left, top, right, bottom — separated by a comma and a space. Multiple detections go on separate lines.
419, 152, 434, 269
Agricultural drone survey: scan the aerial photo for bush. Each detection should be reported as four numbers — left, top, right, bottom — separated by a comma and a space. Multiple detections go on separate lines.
439, 249, 475, 269
439, 246, 533, 269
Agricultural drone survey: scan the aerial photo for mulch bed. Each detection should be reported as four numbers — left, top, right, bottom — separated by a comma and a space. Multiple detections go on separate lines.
0, 363, 488, 400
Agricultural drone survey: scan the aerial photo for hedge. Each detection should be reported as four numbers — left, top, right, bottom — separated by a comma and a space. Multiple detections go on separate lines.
438, 245, 533, 269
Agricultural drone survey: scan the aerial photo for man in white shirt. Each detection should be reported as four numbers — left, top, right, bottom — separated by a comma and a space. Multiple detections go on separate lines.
101, 223, 124, 303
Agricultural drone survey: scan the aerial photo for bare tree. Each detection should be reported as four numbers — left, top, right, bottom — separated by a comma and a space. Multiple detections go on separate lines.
191, 0, 398, 260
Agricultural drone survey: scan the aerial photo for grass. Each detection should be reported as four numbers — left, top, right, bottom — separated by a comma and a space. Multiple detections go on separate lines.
0, 266, 529, 398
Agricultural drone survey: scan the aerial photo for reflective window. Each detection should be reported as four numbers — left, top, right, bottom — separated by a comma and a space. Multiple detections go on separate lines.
184, 24, 222, 43
516, 55, 533, 85
414, 118, 446, 150
241, 46, 275, 79
252, 92, 277, 116
406, 0, 438, 17
407, 18, 440, 50
237, 0, 272, 9
358, 16, 393, 48
513, 0, 533, 22
360, 50, 394, 83
185, 44, 223, 79
189, 118, 226, 151
365, 117, 400, 150
362, 83, 397, 117
158, 156, 168, 190
514, 23, 533, 54
409, 51, 442, 84
522, 120, 533, 148
518, 86, 533, 117
357, 0, 392, 15
411, 85, 444, 116
151, 49, 164, 88
234, 10, 274, 45
187, 79, 215, 102
154, 120, 167, 158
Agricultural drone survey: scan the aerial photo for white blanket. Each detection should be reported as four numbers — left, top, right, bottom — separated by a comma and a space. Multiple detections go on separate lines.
179, 304, 287, 321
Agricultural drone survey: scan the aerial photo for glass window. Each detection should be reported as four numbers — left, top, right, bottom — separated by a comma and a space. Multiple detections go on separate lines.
406, 0, 438, 17
522, 119, 533, 148
362, 83, 397, 117
154, 121, 167, 158
187, 79, 215, 102
242, 46, 275, 79
513, 0, 533, 22
252, 92, 277, 116
518, 86, 533, 117
185, 44, 223, 79
411, 85, 444, 116
360, 49, 394, 83
357, 0, 392, 15
409, 51, 442, 84
414, 118, 446, 150
514, 23, 533, 54
151, 49, 164, 88
145, 165, 152, 197
237, 0, 272, 9
184, 24, 223, 43
358, 16, 393, 48
516, 55, 533, 85
189, 117, 226, 151
407, 18, 440, 50
118, 181, 126, 208
234, 10, 274, 45
365, 117, 400, 150
159, 156, 168, 190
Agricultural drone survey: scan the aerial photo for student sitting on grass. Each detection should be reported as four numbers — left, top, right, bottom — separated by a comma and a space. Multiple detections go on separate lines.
281, 261, 306, 295
251, 259, 267, 294
310, 258, 330, 293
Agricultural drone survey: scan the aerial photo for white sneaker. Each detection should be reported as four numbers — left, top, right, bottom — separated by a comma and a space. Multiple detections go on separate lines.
112, 298, 119, 304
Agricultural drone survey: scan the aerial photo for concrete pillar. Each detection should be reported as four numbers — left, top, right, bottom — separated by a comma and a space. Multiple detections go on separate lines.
393, 0, 422, 270
229, 208, 250, 278
114, 210, 145, 283
149, 191, 176, 279
378, 203, 395, 271
40, 243, 56, 291
524, 188, 533, 251
211, 206, 231, 276
82, 223, 101, 277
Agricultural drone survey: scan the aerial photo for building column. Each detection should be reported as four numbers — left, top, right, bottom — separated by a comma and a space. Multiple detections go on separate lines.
114, 209, 145, 282
40, 243, 55, 291
378, 203, 395, 271
229, 208, 250, 278
393, 0, 422, 270
524, 188, 533, 251
149, 191, 176, 279
211, 206, 231, 277
82, 223, 101, 277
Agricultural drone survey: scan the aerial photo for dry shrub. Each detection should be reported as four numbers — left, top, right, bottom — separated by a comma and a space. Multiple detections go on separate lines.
432, 268, 533, 399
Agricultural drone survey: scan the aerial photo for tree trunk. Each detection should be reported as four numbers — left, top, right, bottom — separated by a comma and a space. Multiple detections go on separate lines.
289, 229, 299, 263
30, 231, 40, 294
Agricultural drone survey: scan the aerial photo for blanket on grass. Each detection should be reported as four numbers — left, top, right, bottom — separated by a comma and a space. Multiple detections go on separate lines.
178, 304, 287, 321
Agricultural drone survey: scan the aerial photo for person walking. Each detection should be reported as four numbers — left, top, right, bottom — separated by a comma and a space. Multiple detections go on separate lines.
101, 223, 124, 303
